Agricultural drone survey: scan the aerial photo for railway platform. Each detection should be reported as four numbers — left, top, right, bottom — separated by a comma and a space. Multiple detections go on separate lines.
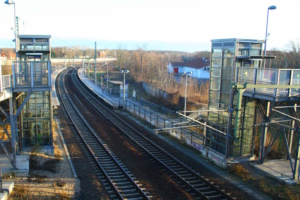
52, 68, 66, 108
252, 159, 298, 184
77, 68, 120, 108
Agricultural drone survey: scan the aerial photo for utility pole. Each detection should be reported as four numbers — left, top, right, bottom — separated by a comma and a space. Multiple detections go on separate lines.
94, 42, 97, 85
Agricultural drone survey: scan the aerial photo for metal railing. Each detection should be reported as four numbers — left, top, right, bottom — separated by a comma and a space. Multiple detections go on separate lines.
0, 74, 12, 92
236, 67, 300, 97
13, 61, 51, 88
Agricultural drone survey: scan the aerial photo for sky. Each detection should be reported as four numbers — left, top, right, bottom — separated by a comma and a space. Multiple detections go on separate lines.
0, 0, 299, 52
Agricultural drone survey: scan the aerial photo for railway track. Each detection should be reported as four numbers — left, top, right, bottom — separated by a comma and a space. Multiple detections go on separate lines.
69, 68, 235, 200
57, 68, 150, 200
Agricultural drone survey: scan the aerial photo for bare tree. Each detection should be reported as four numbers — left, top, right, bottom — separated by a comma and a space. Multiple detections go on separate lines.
288, 39, 300, 68
136, 43, 147, 80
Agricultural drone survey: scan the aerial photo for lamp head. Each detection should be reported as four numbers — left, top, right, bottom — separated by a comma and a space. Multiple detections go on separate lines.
182, 71, 193, 76
120, 70, 129, 73
4, 0, 14, 5
268, 5, 276, 10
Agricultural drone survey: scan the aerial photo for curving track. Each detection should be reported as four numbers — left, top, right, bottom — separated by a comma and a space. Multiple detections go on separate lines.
64, 67, 235, 200
57, 68, 150, 200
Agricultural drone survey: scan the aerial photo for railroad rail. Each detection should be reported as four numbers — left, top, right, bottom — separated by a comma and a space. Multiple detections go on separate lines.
57, 68, 150, 200
71, 68, 234, 200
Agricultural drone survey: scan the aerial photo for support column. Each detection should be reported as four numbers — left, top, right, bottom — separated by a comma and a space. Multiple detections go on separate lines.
50, 91, 53, 147
289, 104, 297, 155
260, 101, 270, 163
294, 129, 300, 180
9, 96, 16, 169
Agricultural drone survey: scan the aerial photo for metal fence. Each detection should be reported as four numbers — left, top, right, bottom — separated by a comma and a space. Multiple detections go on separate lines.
124, 99, 206, 150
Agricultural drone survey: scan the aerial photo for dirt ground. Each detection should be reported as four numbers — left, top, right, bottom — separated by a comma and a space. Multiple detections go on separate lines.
5, 115, 80, 200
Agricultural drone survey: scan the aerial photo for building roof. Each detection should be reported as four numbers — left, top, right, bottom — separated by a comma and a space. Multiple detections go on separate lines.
170, 57, 210, 69
19, 35, 51, 39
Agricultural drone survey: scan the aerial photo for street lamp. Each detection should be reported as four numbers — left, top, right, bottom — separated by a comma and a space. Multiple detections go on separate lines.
106, 63, 108, 89
120, 69, 129, 106
182, 71, 193, 116
264, 5, 276, 61
4, 0, 17, 170
4, 0, 17, 64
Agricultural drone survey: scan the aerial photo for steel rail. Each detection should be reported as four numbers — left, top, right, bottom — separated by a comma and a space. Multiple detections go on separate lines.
72, 68, 234, 200
58, 68, 150, 200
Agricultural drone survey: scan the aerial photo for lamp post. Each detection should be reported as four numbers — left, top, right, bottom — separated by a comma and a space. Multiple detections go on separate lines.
182, 71, 193, 116
106, 63, 108, 89
4, 0, 17, 64
4, 0, 17, 169
120, 70, 129, 106
264, 5, 276, 61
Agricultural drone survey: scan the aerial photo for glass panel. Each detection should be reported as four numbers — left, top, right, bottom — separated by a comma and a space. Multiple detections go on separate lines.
210, 78, 221, 90
220, 93, 230, 107
256, 68, 277, 95
211, 67, 221, 77
239, 43, 250, 48
209, 90, 220, 102
292, 70, 300, 96
237, 67, 255, 83
223, 48, 235, 57
222, 68, 233, 79
221, 80, 231, 93
250, 49, 261, 56
212, 48, 222, 57
238, 49, 249, 56
223, 58, 234, 68
212, 58, 222, 68
251, 43, 262, 48
277, 70, 291, 97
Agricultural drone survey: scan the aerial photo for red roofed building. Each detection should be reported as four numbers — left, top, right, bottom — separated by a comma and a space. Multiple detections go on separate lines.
167, 57, 210, 79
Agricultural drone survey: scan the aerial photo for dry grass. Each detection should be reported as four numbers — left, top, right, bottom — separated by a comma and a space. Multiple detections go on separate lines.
8, 184, 72, 200
229, 164, 300, 200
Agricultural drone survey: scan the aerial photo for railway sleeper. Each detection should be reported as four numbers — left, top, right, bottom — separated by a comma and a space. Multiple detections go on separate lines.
117, 185, 136, 190
116, 181, 134, 186
111, 177, 127, 182
185, 178, 201, 183
171, 167, 185, 172
105, 168, 120, 173
197, 186, 211, 191
179, 173, 193, 178
192, 183, 206, 188
97, 157, 113, 162
206, 194, 223, 199
101, 162, 115, 167
107, 172, 123, 176
122, 191, 141, 197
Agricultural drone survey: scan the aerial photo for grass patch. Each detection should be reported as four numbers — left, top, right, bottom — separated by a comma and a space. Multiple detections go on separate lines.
229, 164, 300, 199
8, 185, 30, 200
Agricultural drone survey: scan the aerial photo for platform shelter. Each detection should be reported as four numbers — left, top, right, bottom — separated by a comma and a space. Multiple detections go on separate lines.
204, 38, 300, 180
0, 35, 53, 169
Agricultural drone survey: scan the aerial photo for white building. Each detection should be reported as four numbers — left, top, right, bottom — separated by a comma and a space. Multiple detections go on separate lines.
167, 57, 210, 79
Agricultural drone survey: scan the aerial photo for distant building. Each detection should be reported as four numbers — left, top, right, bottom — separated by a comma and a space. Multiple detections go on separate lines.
97, 51, 107, 58
167, 57, 210, 79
